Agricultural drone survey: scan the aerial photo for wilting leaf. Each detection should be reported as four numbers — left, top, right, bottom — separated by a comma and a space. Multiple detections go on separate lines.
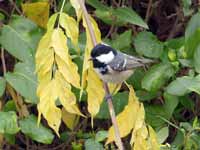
0, 111, 19, 134
142, 63, 175, 92
106, 86, 143, 144
59, 13, 79, 50
19, 115, 54, 144
70, 0, 82, 21
36, 14, 82, 135
86, 68, 104, 117
148, 125, 160, 150
22, 2, 49, 28
62, 106, 79, 130
81, 15, 105, 118
37, 79, 61, 136
134, 31, 163, 58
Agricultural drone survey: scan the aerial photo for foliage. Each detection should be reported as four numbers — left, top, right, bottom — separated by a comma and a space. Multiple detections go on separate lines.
0, 0, 200, 149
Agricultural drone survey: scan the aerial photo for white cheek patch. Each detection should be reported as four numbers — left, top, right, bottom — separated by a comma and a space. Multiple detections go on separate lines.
96, 51, 114, 63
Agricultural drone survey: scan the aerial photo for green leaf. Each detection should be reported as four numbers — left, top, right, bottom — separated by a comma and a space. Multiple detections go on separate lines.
185, 12, 200, 57
145, 105, 168, 128
163, 93, 179, 118
19, 115, 54, 144
166, 75, 200, 96
0, 77, 6, 97
95, 130, 108, 142
185, 28, 200, 58
111, 30, 132, 53
165, 37, 185, 49
0, 111, 19, 134
113, 7, 148, 29
96, 92, 128, 119
185, 12, 200, 40
179, 95, 194, 110
182, 0, 193, 16
4, 133, 16, 144
193, 44, 200, 73
156, 126, 169, 144
3, 100, 17, 112
87, 0, 109, 10
5, 61, 38, 104
136, 90, 159, 102
127, 69, 145, 90
85, 139, 104, 150
142, 63, 175, 92
0, 15, 43, 62
134, 31, 163, 58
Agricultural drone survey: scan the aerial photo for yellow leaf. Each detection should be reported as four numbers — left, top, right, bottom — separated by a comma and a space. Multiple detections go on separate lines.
47, 13, 58, 31
130, 103, 146, 144
35, 31, 54, 80
55, 71, 83, 116
22, 2, 49, 28
62, 108, 79, 130
148, 125, 160, 150
133, 124, 148, 150
36, 15, 82, 135
70, 0, 82, 21
59, 13, 79, 50
106, 86, 141, 144
37, 79, 61, 136
81, 15, 101, 89
86, 68, 105, 117
51, 29, 80, 88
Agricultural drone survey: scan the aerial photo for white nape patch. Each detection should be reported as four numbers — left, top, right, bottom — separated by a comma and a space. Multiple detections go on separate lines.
96, 51, 114, 63
101, 42, 110, 47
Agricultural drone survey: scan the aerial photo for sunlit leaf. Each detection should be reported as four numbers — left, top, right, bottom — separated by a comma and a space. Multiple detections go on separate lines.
148, 125, 160, 150
59, 13, 79, 50
70, 0, 82, 21
106, 86, 142, 144
86, 68, 104, 117
22, 2, 49, 28
36, 15, 82, 135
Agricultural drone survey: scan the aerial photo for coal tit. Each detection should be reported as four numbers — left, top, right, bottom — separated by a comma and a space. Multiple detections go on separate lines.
90, 43, 154, 83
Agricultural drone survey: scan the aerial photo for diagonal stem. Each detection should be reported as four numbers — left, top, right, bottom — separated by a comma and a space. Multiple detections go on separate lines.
79, 0, 124, 149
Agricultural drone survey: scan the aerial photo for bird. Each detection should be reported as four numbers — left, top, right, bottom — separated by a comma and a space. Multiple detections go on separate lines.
90, 43, 155, 83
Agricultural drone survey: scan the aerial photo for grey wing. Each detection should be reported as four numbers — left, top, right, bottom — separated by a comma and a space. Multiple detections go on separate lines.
108, 51, 154, 71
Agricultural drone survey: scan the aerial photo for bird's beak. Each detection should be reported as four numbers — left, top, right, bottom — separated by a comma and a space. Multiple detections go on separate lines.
88, 57, 93, 61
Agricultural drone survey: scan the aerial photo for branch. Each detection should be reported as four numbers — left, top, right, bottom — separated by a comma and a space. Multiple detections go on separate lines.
79, 0, 124, 149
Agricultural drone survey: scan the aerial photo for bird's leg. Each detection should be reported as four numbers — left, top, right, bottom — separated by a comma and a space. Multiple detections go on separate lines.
105, 93, 112, 100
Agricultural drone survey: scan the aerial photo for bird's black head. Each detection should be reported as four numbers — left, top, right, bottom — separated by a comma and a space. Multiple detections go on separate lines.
90, 43, 117, 74
91, 43, 117, 59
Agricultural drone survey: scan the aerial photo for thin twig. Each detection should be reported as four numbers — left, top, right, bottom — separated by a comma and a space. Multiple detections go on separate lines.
9, 0, 23, 15
1, 48, 6, 74
145, 0, 153, 23
79, 0, 124, 149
